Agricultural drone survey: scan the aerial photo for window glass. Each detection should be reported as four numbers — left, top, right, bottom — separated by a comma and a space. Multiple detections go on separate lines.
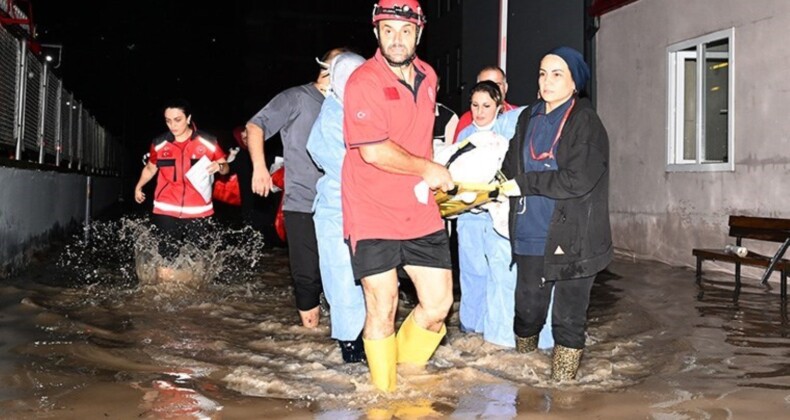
667, 29, 733, 172
704, 39, 729, 163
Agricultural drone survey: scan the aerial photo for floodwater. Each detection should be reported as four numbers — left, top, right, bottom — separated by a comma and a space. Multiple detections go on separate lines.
1, 217, 790, 419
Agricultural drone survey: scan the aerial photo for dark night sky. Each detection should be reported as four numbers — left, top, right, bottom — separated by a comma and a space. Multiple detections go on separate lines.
30, 0, 384, 162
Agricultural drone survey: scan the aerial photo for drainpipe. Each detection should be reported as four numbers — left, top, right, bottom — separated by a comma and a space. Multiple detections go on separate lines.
38, 62, 48, 164
54, 81, 62, 166
84, 175, 92, 243
498, 0, 508, 72
66, 93, 73, 169
13, 39, 27, 160
76, 103, 83, 171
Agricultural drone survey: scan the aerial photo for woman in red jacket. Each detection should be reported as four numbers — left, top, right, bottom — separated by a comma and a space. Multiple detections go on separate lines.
134, 99, 228, 282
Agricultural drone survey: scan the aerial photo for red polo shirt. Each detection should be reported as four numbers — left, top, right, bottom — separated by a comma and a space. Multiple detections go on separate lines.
342, 50, 442, 248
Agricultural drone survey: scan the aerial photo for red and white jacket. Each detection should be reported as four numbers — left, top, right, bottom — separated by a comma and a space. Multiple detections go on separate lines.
148, 130, 226, 218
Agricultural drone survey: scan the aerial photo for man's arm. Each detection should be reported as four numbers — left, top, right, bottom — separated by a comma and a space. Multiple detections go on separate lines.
246, 122, 273, 196
358, 139, 453, 191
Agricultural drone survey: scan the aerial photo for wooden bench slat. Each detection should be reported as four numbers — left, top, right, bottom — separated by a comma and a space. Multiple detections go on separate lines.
730, 215, 790, 230
692, 248, 790, 269
728, 227, 790, 243
729, 216, 790, 243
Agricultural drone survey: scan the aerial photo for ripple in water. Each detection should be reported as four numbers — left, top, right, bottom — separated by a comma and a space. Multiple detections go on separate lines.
6, 242, 790, 417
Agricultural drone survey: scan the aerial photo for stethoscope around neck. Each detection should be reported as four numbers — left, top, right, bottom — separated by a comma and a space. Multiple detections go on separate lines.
516, 98, 576, 215
528, 98, 575, 161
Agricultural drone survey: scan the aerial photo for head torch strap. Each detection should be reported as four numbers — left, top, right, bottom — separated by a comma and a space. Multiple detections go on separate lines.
373, 5, 426, 24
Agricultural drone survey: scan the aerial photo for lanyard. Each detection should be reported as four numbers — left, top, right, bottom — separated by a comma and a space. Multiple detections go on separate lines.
529, 99, 575, 161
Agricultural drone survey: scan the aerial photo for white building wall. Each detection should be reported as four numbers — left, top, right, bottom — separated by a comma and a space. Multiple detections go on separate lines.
596, 0, 790, 276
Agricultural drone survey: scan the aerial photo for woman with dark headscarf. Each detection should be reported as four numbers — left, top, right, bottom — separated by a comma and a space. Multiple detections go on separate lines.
500, 46, 612, 380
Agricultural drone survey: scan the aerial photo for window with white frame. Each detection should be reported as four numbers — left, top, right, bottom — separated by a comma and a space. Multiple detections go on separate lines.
667, 28, 734, 172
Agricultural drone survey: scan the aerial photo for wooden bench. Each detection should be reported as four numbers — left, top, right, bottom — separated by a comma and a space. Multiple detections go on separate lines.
693, 215, 790, 300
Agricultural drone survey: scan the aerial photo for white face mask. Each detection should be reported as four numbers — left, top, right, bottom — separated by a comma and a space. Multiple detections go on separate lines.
472, 119, 496, 131
471, 105, 501, 131
329, 53, 366, 102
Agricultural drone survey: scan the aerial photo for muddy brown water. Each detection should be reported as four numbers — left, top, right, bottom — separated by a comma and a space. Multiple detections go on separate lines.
1, 219, 789, 419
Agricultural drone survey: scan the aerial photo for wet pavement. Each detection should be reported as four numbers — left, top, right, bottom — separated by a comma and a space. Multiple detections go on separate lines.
1, 217, 789, 419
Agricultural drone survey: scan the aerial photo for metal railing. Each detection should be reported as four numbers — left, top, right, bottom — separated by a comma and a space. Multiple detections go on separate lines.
0, 23, 121, 175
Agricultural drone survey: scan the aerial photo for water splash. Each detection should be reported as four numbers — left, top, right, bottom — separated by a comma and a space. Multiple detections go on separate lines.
57, 216, 268, 307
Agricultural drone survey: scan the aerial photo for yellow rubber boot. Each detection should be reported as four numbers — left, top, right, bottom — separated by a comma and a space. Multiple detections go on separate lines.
396, 311, 446, 365
363, 334, 397, 392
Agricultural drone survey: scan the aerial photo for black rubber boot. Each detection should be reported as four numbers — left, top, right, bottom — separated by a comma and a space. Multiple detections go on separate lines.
339, 334, 367, 363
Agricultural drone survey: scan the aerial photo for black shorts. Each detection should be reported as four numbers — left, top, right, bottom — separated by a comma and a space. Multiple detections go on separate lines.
151, 214, 211, 259
349, 229, 452, 282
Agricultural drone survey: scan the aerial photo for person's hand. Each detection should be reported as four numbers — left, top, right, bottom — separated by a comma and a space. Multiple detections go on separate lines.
227, 147, 240, 163
500, 179, 521, 197
134, 188, 145, 203
252, 167, 273, 196
422, 162, 454, 192
208, 161, 224, 175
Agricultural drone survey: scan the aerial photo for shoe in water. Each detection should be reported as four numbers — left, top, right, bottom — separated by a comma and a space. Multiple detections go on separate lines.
459, 323, 474, 333
339, 336, 367, 363
319, 292, 330, 317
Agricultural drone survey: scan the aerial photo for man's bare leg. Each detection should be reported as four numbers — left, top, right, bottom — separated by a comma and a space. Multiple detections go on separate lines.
394, 265, 453, 366
299, 306, 320, 328
361, 269, 399, 338
402, 265, 453, 331
361, 269, 399, 392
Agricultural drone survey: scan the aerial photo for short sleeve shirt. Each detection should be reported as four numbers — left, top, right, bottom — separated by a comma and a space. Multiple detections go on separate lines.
342, 50, 442, 245
248, 83, 324, 212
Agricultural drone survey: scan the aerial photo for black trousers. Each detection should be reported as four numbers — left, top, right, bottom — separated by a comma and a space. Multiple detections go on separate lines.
513, 255, 595, 349
151, 214, 211, 259
283, 211, 322, 311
